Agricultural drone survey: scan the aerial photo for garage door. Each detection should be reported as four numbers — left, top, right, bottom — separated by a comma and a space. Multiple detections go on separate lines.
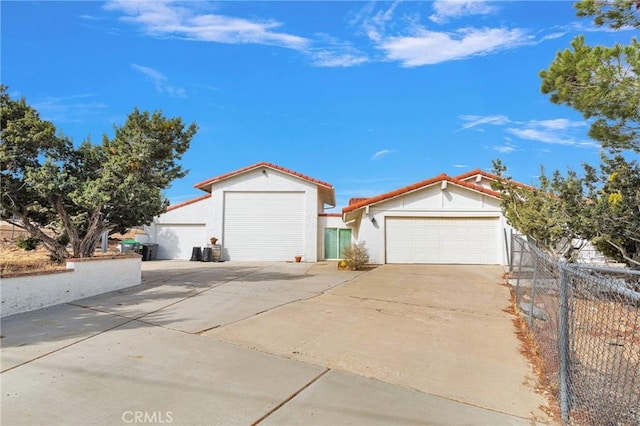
223, 192, 304, 261
386, 217, 499, 264
155, 224, 206, 259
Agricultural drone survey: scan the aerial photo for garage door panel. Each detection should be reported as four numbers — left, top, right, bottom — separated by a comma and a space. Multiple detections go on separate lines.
386, 217, 499, 264
224, 192, 304, 261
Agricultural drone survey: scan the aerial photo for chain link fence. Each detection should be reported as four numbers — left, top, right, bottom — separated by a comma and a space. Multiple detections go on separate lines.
510, 235, 640, 425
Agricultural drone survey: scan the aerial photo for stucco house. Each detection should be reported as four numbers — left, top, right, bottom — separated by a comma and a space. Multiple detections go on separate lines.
150, 162, 335, 262
342, 170, 511, 265
149, 162, 514, 265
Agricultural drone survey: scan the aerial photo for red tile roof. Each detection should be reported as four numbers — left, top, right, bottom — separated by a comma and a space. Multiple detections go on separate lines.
166, 193, 211, 212
348, 197, 369, 206
318, 213, 342, 217
455, 169, 533, 190
342, 173, 501, 214
194, 162, 333, 191
454, 169, 499, 181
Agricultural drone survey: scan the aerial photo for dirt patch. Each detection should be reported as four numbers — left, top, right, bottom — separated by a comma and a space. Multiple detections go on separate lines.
502, 277, 561, 424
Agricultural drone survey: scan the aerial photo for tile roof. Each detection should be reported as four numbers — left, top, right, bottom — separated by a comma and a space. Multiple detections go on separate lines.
348, 197, 370, 206
318, 213, 342, 217
342, 173, 501, 214
455, 168, 534, 190
166, 193, 212, 212
194, 162, 333, 191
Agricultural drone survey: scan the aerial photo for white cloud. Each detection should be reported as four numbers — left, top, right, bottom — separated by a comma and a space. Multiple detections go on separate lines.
372, 149, 394, 160
310, 51, 369, 67
131, 64, 187, 98
353, 1, 401, 43
453, 164, 469, 168
529, 118, 587, 130
107, 1, 370, 68
33, 94, 108, 123
459, 114, 511, 130
492, 142, 517, 153
506, 126, 598, 148
309, 34, 369, 67
105, 0, 309, 50
379, 27, 529, 67
429, 0, 497, 24
460, 113, 597, 149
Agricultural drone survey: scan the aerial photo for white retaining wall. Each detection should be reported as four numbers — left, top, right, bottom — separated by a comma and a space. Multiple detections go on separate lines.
1, 255, 141, 317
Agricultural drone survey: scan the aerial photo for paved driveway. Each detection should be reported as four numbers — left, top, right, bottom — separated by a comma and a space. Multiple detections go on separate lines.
1, 262, 551, 425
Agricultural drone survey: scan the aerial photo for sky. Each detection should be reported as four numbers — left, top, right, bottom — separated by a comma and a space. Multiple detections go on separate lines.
2, 1, 636, 211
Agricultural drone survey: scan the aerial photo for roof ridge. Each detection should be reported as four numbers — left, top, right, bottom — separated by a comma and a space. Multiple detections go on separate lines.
166, 193, 211, 212
193, 162, 333, 190
342, 172, 501, 214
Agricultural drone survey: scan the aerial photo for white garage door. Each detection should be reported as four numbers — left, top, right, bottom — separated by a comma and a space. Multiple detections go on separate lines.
223, 192, 305, 261
386, 217, 499, 264
155, 224, 207, 260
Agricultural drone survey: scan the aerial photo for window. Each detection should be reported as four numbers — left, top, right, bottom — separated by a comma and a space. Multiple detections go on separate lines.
324, 228, 352, 259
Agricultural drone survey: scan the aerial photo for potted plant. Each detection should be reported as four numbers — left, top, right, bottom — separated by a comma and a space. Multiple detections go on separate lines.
210, 236, 218, 245
295, 255, 302, 263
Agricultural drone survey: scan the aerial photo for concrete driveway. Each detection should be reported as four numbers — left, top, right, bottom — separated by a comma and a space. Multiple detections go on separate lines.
1, 261, 551, 425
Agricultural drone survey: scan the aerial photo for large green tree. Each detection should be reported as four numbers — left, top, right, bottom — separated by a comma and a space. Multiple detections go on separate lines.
1, 86, 198, 261
495, 0, 640, 268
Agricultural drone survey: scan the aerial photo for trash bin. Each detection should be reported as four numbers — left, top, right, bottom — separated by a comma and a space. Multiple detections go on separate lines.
211, 244, 221, 262
202, 247, 213, 262
120, 240, 141, 254
147, 243, 158, 260
190, 246, 202, 261
141, 245, 151, 261
141, 243, 158, 261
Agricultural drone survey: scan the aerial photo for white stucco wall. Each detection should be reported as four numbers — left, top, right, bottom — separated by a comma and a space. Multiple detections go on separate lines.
151, 166, 332, 261
1, 256, 141, 317
209, 168, 321, 261
352, 183, 508, 265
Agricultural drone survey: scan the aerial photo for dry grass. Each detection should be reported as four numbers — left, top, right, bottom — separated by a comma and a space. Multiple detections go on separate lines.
0, 240, 123, 277
502, 274, 561, 424
0, 242, 66, 275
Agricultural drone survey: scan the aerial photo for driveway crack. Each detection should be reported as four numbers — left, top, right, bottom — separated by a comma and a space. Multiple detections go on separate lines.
251, 368, 330, 425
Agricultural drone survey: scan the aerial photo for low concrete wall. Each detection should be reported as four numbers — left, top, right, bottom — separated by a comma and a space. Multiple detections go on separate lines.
1, 255, 141, 317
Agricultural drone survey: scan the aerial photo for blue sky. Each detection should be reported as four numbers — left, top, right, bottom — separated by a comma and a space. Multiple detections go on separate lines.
2, 1, 635, 210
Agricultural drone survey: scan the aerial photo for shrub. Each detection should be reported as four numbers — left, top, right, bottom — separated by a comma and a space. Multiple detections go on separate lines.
343, 241, 370, 270
56, 233, 70, 247
16, 235, 39, 251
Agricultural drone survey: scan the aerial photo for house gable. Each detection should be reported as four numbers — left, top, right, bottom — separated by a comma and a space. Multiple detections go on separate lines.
194, 161, 335, 207
343, 174, 501, 222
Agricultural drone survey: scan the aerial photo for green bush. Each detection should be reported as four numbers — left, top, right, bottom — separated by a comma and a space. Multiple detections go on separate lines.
343, 241, 370, 270
16, 235, 39, 251
56, 233, 70, 247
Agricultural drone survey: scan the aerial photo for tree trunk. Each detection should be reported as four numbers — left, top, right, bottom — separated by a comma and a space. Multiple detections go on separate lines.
10, 213, 68, 263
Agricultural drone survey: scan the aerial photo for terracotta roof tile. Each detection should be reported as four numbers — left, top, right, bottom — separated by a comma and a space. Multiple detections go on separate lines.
454, 169, 497, 181
318, 213, 342, 217
166, 193, 211, 212
194, 162, 333, 191
455, 169, 532, 190
348, 197, 369, 206
342, 173, 501, 214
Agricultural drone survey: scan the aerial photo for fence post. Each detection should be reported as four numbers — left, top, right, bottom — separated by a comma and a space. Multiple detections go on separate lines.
558, 261, 571, 424
529, 254, 538, 327
515, 238, 524, 300
509, 229, 514, 273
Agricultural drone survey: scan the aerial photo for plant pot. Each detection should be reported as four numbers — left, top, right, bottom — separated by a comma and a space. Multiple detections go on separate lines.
295, 256, 302, 263
210, 238, 218, 245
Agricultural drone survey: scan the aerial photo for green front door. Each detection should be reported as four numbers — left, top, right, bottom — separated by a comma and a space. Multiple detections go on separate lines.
338, 228, 351, 258
324, 228, 352, 259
